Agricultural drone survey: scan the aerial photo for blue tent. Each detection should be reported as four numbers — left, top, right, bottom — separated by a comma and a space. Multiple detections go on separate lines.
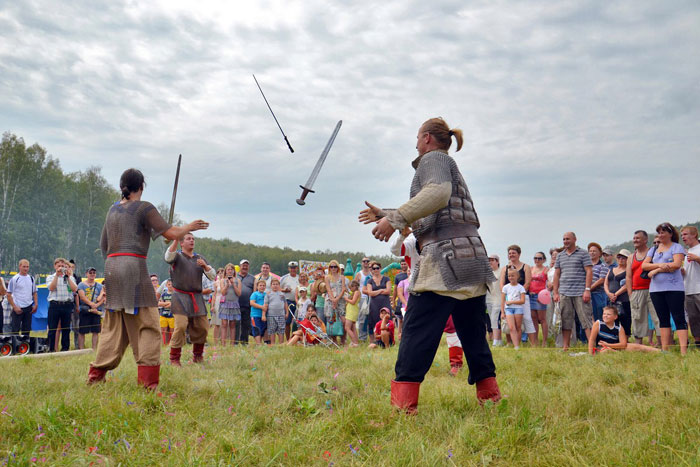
31, 285, 49, 331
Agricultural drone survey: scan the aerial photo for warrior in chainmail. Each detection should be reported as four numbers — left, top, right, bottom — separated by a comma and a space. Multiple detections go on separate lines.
165, 232, 216, 366
359, 117, 502, 413
88, 168, 209, 389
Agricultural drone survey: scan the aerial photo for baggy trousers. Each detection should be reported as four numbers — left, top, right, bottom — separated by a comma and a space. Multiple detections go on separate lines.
395, 291, 496, 385
91, 307, 161, 370
171, 314, 209, 348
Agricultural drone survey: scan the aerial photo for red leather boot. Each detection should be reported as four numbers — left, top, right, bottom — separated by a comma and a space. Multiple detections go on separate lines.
169, 347, 182, 367
137, 365, 160, 390
390, 380, 420, 415
476, 376, 502, 404
448, 346, 463, 376
87, 366, 107, 384
192, 343, 205, 363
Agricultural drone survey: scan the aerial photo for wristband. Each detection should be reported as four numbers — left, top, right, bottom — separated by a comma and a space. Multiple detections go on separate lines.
585, 287, 591, 291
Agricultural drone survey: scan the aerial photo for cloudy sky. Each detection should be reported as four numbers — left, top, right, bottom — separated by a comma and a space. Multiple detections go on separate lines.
2, 0, 698, 263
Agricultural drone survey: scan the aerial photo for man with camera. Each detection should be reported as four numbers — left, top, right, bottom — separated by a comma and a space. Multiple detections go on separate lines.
47, 257, 78, 351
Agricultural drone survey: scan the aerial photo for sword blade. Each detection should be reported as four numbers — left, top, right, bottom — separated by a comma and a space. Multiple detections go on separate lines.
168, 154, 182, 225
253, 74, 294, 153
303, 120, 342, 189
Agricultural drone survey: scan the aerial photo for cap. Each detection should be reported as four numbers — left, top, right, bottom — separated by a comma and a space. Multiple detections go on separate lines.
488, 254, 500, 262
617, 248, 632, 257
239, 259, 250, 265
69, 259, 76, 264
602, 248, 614, 255
86, 267, 97, 273
298, 286, 307, 292
288, 261, 298, 267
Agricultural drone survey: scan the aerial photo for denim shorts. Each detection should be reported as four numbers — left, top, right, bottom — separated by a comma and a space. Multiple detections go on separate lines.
505, 306, 524, 316
251, 317, 267, 337
529, 293, 547, 311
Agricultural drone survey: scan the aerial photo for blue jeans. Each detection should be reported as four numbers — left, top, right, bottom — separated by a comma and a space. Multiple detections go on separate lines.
591, 292, 607, 322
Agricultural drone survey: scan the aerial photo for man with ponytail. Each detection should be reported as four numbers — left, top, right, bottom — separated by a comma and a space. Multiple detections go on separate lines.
359, 118, 501, 413
88, 168, 210, 389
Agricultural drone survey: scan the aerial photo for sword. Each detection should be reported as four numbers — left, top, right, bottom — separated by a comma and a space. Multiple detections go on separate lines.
296, 120, 342, 206
253, 74, 294, 153
164, 154, 182, 244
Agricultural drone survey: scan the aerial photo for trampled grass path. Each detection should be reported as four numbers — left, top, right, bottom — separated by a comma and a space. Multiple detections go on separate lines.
0, 342, 699, 465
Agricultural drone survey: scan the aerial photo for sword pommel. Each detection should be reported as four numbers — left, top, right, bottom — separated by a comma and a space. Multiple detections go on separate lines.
296, 185, 315, 206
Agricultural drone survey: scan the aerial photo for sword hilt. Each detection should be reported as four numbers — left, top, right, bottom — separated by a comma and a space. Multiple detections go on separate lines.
296, 185, 315, 206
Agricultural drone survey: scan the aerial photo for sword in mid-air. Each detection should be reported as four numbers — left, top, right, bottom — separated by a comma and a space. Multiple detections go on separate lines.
164, 154, 182, 244
253, 74, 294, 154
296, 120, 342, 206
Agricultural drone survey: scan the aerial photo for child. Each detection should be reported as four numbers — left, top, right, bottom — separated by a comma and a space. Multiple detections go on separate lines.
158, 279, 175, 345
589, 306, 660, 355
263, 278, 289, 344
501, 268, 527, 349
344, 280, 361, 347
287, 309, 326, 346
249, 280, 267, 345
368, 307, 395, 349
296, 286, 312, 321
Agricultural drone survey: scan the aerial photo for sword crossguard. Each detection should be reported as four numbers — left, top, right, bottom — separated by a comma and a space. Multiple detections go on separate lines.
296, 185, 315, 206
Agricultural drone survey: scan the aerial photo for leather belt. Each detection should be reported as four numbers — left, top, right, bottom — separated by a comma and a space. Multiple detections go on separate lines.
417, 223, 479, 251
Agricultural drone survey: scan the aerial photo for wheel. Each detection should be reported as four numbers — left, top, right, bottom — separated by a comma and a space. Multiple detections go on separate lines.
16, 342, 29, 355
0, 344, 12, 357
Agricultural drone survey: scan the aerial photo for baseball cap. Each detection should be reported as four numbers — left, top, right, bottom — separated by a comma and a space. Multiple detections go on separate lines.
288, 261, 298, 267
239, 259, 250, 265
86, 267, 97, 273
602, 248, 614, 256
488, 254, 500, 262
298, 286, 307, 292
617, 249, 632, 257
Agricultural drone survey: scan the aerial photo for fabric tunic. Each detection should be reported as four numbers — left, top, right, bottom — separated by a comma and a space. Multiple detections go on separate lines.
166, 251, 210, 317
100, 200, 170, 310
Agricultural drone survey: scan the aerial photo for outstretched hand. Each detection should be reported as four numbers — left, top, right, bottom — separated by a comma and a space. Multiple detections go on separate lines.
188, 219, 209, 231
372, 218, 396, 242
358, 201, 383, 224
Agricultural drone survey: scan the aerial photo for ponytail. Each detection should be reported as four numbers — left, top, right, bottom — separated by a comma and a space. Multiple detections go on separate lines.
421, 118, 463, 152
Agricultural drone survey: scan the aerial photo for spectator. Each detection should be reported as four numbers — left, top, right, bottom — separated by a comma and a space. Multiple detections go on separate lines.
201, 271, 214, 333
392, 259, 409, 319
6, 259, 38, 338
681, 226, 700, 348
287, 310, 325, 346
237, 260, 255, 345
530, 251, 549, 345
219, 263, 242, 346
294, 272, 310, 303
588, 306, 659, 355
263, 278, 288, 344
602, 248, 618, 269
77, 267, 104, 349
158, 279, 174, 344
295, 286, 313, 320
368, 307, 395, 349
552, 232, 593, 351
501, 268, 527, 349
390, 227, 418, 339
354, 258, 372, 341
280, 261, 300, 340
255, 262, 274, 290
46, 258, 78, 351
364, 261, 391, 339
499, 245, 537, 346
626, 230, 660, 345
643, 222, 688, 354
150, 274, 160, 295
604, 249, 632, 336
547, 247, 564, 346
249, 280, 267, 345
68, 259, 82, 349
324, 259, 347, 345
210, 267, 224, 344
311, 268, 326, 324
588, 242, 609, 322
344, 280, 361, 347
486, 254, 503, 346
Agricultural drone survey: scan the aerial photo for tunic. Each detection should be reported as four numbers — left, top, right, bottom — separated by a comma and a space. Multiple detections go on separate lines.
100, 200, 170, 310
166, 251, 212, 317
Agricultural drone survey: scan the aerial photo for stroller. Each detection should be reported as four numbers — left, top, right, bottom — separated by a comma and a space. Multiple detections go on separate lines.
288, 305, 340, 349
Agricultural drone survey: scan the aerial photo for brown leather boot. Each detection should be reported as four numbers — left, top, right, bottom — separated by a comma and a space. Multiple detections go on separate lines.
137, 365, 160, 390
192, 343, 205, 363
87, 366, 107, 385
390, 380, 420, 415
448, 346, 463, 376
169, 347, 182, 367
476, 376, 502, 404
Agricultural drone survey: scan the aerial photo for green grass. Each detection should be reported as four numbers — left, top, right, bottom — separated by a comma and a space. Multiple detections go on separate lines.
0, 340, 699, 466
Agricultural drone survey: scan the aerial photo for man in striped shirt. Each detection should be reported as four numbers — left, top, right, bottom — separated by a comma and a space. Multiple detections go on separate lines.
553, 232, 593, 351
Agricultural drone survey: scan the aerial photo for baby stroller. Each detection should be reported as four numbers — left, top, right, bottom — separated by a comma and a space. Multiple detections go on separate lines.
288, 306, 340, 349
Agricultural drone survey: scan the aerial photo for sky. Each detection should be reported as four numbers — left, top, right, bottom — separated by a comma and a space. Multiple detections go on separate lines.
1, 0, 699, 264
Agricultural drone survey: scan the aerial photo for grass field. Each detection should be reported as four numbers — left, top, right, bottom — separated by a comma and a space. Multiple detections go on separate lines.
0, 339, 699, 466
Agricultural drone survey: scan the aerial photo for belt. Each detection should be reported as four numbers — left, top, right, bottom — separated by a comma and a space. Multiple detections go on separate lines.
50, 300, 74, 305
173, 286, 200, 313
107, 253, 147, 258
416, 223, 479, 250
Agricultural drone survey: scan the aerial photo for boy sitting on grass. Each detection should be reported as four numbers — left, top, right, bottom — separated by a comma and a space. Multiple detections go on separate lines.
368, 307, 395, 349
287, 307, 326, 346
589, 305, 660, 355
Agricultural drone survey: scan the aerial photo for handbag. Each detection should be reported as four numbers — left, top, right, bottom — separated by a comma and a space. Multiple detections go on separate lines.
328, 313, 344, 336
639, 246, 657, 280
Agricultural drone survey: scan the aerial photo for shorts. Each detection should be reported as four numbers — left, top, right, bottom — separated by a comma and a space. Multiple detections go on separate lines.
529, 293, 547, 311
559, 295, 593, 330
251, 317, 266, 337
486, 301, 501, 330
373, 339, 394, 348
159, 316, 175, 329
267, 315, 285, 335
505, 307, 524, 316
78, 311, 101, 334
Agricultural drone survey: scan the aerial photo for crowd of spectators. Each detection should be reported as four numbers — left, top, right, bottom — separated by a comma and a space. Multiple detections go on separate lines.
1, 223, 699, 354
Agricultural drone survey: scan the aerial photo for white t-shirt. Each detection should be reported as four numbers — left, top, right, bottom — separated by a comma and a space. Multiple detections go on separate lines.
280, 273, 299, 301
486, 267, 502, 306
296, 297, 312, 319
684, 244, 700, 295
502, 283, 526, 309
7, 274, 37, 307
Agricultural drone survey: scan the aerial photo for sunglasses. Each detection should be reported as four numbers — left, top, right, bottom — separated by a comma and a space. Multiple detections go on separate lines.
372, 267, 380, 270
534, 257, 544, 260
362, 260, 370, 263
329, 265, 338, 269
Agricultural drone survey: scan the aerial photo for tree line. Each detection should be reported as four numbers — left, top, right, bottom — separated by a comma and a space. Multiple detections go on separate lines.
0, 132, 393, 280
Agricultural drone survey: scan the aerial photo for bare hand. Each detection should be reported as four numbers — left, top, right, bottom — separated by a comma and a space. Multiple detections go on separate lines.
196, 258, 208, 269
262, 316, 267, 322
189, 219, 209, 231
12, 305, 21, 314
358, 201, 383, 224
553, 292, 560, 303
372, 218, 396, 242
607, 293, 616, 303
583, 290, 591, 303
400, 225, 412, 237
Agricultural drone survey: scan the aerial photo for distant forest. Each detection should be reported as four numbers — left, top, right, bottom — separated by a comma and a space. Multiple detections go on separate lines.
0, 132, 393, 280
605, 221, 700, 254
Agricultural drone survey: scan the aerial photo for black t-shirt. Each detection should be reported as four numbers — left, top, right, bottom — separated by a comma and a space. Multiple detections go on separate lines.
394, 272, 408, 286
